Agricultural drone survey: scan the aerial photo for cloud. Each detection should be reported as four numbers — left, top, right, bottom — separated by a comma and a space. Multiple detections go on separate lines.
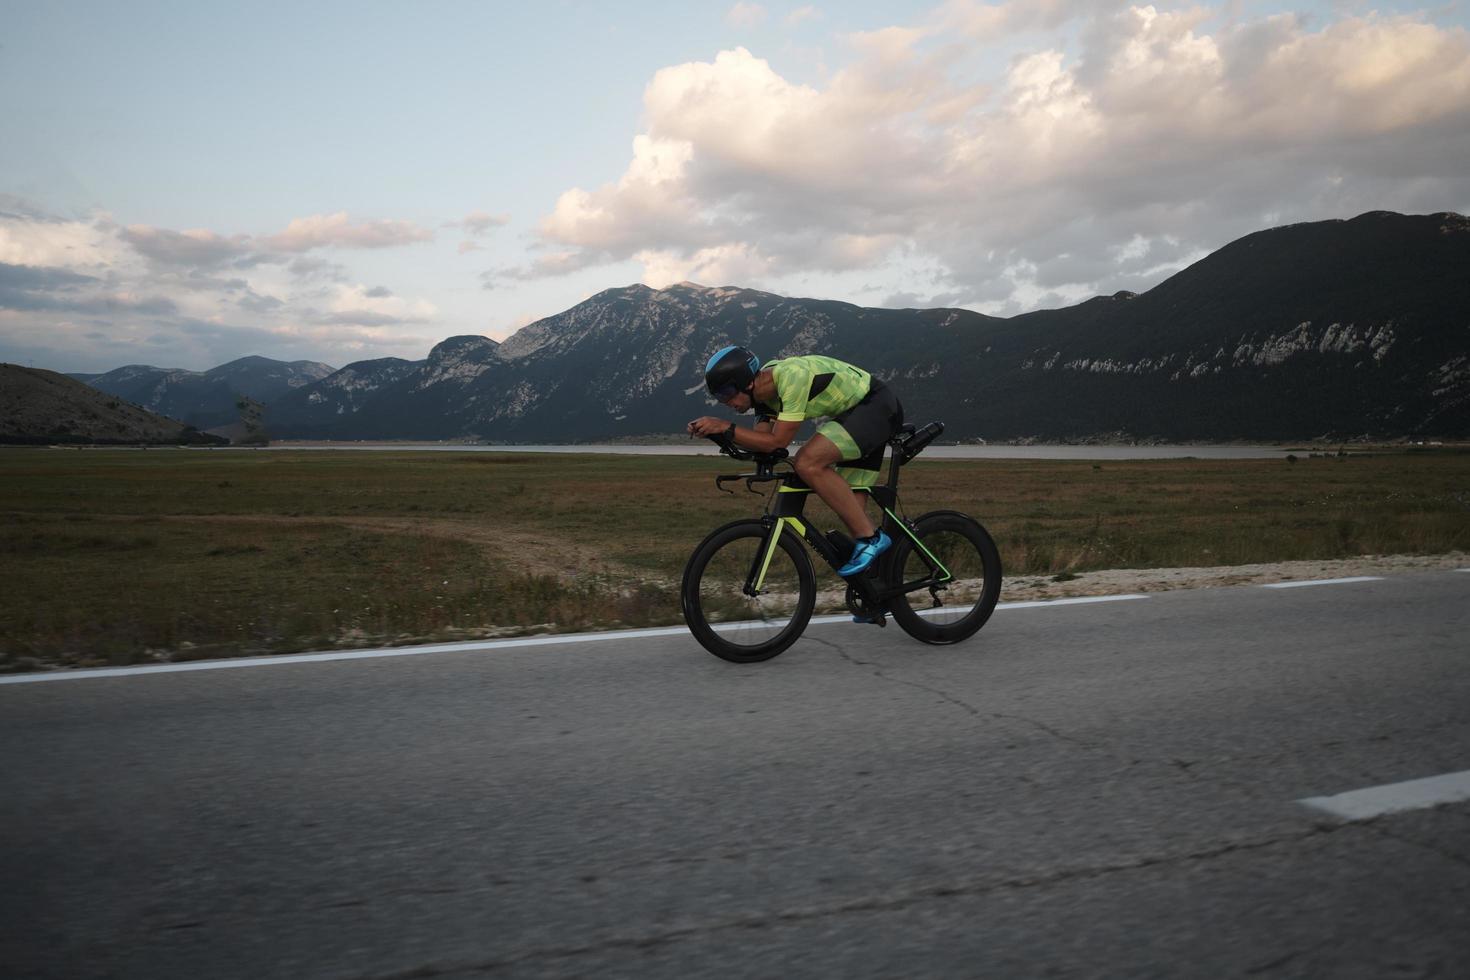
931, 0, 1108, 40
490, 247, 612, 284
0, 273, 178, 317
0, 203, 444, 371
0, 261, 99, 293
0, 260, 179, 316
287, 256, 348, 281
0, 212, 128, 270
726, 3, 767, 28
261, 212, 435, 252
117, 213, 433, 270
314, 310, 414, 326
526, 5, 1470, 309
0, 261, 101, 311
120, 225, 254, 267
238, 292, 285, 313
787, 6, 821, 28
453, 211, 510, 254
460, 210, 510, 234
321, 283, 436, 325
635, 243, 775, 288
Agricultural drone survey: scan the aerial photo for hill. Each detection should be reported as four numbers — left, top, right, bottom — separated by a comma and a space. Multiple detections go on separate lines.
0, 364, 227, 445
79, 356, 334, 430
64, 210, 1470, 442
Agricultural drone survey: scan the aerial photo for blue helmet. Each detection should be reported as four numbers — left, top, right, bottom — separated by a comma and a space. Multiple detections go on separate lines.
704, 345, 760, 400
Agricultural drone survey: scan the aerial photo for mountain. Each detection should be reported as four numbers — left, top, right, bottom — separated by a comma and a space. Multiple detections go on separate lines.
974, 210, 1470, 439
78, 356, 334, 430
62, 211, 1470, 442
1, 364, 227, 445
262, 211, 1467, 442
267, 337, 500, 438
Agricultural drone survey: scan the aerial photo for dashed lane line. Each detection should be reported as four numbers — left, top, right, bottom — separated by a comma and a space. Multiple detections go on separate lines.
1261, 576, 1385, 589
0, 594, 1150, 685
1298, 769, 1470, 821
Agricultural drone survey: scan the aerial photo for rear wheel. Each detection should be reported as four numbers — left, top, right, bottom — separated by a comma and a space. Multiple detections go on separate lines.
885, 511, 1002, 644
681, 520, 816, 663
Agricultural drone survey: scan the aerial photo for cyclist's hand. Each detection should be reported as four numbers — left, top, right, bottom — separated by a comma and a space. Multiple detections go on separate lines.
687, 416, 729, 438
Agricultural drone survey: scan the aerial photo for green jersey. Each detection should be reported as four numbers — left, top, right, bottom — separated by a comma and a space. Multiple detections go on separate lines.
755, 355, 872, 424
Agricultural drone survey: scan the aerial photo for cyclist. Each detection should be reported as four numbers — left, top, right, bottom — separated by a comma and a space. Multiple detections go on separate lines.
688, 346, 904, 576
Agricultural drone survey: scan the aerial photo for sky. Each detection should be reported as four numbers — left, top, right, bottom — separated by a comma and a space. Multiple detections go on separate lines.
2, 0, 1468, 374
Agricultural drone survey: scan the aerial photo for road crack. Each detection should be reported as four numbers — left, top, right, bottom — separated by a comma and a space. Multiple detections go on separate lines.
807, 635, 982, 719
358, 825, 1353, 978
810, 635, 1104, 750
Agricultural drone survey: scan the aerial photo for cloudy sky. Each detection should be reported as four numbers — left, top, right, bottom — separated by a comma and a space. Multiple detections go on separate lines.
3, 0, 1468, 373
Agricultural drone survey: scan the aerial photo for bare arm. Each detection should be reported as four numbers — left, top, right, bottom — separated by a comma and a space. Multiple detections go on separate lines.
687, 415, 799, 451
734, 418, 799, 452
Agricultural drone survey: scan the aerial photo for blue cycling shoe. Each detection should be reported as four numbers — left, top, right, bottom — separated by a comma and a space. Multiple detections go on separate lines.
838, 530, 891, 577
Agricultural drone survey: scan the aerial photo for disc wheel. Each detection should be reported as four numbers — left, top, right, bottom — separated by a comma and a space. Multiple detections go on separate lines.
681, 520, 816, 663
885, 511, 1002, 644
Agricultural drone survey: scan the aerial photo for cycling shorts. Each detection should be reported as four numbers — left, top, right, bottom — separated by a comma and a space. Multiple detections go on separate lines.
819, 380, 904, 487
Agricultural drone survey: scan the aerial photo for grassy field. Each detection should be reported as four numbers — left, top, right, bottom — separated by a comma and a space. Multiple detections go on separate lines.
2, 446, 1467, 668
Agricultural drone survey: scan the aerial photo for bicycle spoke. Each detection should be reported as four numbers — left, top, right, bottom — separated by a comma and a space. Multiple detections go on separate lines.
683, 522, 815, 661
699, 536, 802, 641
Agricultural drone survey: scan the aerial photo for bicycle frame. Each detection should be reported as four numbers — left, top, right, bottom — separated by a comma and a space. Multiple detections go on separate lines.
737, 444, 954, 605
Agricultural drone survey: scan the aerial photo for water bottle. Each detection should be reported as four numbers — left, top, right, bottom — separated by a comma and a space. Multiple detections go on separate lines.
900, 421, 944, 463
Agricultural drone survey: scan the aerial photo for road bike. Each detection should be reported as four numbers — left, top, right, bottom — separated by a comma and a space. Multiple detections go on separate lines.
681, 421, 1003, 663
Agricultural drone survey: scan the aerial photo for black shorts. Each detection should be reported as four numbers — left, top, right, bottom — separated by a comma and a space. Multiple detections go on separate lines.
823, 379, 904, 484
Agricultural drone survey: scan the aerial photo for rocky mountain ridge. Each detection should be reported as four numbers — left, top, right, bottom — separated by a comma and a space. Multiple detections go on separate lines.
70, 210, 1470, 442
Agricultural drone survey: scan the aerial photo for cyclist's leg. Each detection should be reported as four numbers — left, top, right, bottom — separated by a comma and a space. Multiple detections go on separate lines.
792, 434, 875, 538
796, 381, 903, 536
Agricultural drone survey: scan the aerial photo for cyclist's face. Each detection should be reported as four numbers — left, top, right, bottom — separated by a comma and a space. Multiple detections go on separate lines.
719, 389, 751, 412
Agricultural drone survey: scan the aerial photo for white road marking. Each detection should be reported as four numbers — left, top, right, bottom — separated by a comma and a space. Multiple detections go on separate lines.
1298, 769, 1470, 821
1262, 576, 1384, 589
0, 594, 1150, 685
807, 593, 1149, 626
990, 594, 1149, 611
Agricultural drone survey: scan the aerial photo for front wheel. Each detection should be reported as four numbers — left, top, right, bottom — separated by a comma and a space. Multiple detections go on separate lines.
885, 511, 1002, 644
681, 520, 816, 663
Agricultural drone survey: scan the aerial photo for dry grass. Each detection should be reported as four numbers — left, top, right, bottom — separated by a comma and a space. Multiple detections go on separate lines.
2, 446, 1466, 668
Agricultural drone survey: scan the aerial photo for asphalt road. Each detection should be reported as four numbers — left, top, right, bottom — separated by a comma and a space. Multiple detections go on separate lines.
3, 571, 1468, 979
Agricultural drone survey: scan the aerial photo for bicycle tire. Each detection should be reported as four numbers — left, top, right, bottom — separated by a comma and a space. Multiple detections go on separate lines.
681, 519, 817, 663
885, 510, 1002, 644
